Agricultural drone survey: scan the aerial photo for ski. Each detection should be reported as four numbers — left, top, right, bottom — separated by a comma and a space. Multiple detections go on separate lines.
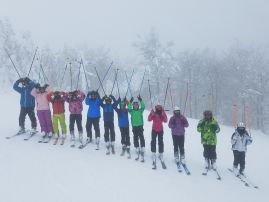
70, 139, 76, 148
5, 130, 29, 139
24, 131, 38, 141
228, 168, 258, 189
78, 141, 90, 149
202, 168, 210, 176
176, 162, 183, 173
160, 161, 167, 169
213, 169, 221, 180
60, 138, 65, 145
53, 138, 59, 145
43, 136, 52, 143
152, 161, 157, 170
181, 162, 191, 175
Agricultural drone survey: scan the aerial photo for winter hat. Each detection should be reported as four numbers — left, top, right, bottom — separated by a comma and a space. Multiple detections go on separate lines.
237, 122, 246, 128
174, 106, 180, 112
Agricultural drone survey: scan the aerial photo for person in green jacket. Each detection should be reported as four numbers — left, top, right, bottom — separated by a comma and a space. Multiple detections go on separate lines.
197, 110, 220, 170
128, 95, 145, 162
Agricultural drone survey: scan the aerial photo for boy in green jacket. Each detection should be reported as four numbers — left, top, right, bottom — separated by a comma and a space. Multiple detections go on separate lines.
197, 110, 220, 171
128, 95, 145, 162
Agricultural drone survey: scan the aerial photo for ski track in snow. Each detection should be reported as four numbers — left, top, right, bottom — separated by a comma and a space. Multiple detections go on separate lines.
0, 92, 268, 202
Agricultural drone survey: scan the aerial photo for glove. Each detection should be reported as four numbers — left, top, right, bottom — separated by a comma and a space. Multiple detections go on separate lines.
44, 84, 49, 89
110, 94, 115, 99
130, 97, 134, 103
18, 78, 23, 83
35, 83, 40, 88
123, 97, 127, 102
211, 125, 218, 133
87, 92, 91, 97
138, 95, 142, 101
24, 77, 31, 83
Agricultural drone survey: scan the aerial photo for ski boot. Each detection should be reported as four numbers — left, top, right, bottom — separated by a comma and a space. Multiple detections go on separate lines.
60, 135, 66, 145
135, 147, 140, 161
211, 159, 217, 170
233, 165, 239, 176
152, 153, 157, 169
120, 145, 126, 156
78, 132, 83, 145
126, 146, 131, 159
174, 152, 180, 164
180, 154, 186, 165
140, 147, 145, 162
111, 142, 116, 154
105, 142, 110, 155
16, 127, 26, 135
29, 127, 37, 136
96, 137, 100, 150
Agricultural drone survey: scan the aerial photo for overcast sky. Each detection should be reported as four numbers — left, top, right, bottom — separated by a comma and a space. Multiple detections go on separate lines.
1, 0, 269, 57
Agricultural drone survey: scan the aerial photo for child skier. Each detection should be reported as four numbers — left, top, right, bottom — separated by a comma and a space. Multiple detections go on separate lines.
31, 83, 53, 142
128, 95, 146, 162
100, 95, 117, 154
85, 90, 101, 149
148, 104, 167, 168
13, 77, 37, 135
231, 122, 253, 176
168, 107, 189, 165
197, 110, 220, 171
66, 90, 86, 146
113, 97, 131, 158
48, 91, 67, 145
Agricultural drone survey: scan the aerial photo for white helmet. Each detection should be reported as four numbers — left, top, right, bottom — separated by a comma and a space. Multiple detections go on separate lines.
174, 106, 180, 111
237, 122, 246, 128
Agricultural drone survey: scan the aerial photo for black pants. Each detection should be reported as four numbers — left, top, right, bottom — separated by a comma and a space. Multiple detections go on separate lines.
19, 107, 37, 129
151, 130, 164, 153
172, 135, 185, 155
203, 145, 217, 160
120, 127, 130, 146
104, 122, 115, 142
69, 114, 83, 133
233, 150, 246, 172
86, 117, 100, 139
132, 126, 145, 148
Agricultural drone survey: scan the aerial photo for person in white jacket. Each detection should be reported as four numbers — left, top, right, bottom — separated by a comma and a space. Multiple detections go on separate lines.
231, 122, 253, 175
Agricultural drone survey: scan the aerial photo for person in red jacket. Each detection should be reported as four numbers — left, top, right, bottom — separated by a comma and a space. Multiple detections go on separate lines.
148, 104, 168, 166
48, 91, 67, 145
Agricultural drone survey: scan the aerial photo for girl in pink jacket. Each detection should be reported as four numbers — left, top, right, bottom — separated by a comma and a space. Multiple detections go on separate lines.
148, 104, 167, 167
31, 84, 53, 142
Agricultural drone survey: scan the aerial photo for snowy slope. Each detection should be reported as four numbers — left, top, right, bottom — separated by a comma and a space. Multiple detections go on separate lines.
0, 91, 268, 202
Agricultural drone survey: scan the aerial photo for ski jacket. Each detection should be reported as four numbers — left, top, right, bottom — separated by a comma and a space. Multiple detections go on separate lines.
85, 97, 101, 118
113, 98, 129, 128
168, 115, 189, 136
31, 87, 51, 111
13, 80, 36, 108
231, 130, 252, 152
66, 91, 86, 114
48, 92, 66, 115
148, 110, 167, 132
100, 97, 117, 123
128, 100, 145, 127
197, 118, 220, 145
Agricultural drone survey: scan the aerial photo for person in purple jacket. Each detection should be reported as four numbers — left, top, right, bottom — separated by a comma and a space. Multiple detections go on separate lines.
66, 90, 86, 145
168, 106, 189, 164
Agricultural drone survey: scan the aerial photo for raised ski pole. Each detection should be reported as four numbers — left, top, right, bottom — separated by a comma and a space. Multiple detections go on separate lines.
60, 63, 68, 89
148, 79, 153, 109
110, 68, 119, 95
115, 72, 120, 98
27, 47, 38, 77
97, 61, 113, 91
169, 80, 174, 109
76, 60, 82, 90
94, 66, 106, 95
124, 69, 135, 98
183, 81, 189, 116
138, 68, 146, 95
81, 59, 90, 91
4, 48, 21, 78
69, 62, 73, 91
163, 78, 170, 109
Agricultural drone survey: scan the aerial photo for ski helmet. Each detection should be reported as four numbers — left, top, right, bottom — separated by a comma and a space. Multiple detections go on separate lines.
237, 122, 246, 128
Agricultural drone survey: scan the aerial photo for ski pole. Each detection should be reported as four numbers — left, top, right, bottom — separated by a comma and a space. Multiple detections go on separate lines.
163, 78, 170, 109
94, 66, 106, 95
60, 63, 68, 89
183, 81, 189, 116
97, 61, 113, 91
69, 62, 73, 91
27, 47, 38, 77
116, 72, 120, 98
148, 79, 153, 109
124, 69, 135, 98
4, 48, 21, 78
81, 59, 90, 91
169, 80, 174, 109
110, 68, 119, 95
138, 68, 146, 95
76, 60, 82, 90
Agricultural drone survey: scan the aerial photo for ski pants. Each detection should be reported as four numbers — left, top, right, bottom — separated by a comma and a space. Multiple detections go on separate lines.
203, 144, 217, 160
172, 135, 185, 156
132, 125, 145, 148
233, 150, 246, 172
151, 130, 164, 153
69, 114, 83, 133
37, 110, 53, 133
86, 117, 100, 139
120, 127, 130, 146
19, 107, 37, 129
104, 122, 115, 142
52, 113, 67, 137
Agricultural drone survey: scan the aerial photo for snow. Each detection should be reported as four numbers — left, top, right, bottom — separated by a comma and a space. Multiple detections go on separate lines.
0, 91, 268, 202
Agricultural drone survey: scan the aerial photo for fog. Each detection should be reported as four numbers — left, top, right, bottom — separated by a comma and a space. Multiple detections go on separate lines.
1, 0, 269, 57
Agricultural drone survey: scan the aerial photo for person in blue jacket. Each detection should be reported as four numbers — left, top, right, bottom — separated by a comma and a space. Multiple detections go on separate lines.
85, 90, 101, 148
113, 97, 131, 158
100, 94, 117, 155
13, 77, 37, 134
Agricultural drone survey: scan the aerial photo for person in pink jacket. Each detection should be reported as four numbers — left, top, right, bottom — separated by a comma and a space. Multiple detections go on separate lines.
31, 83, 53, 141
148, 104, 168, 165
